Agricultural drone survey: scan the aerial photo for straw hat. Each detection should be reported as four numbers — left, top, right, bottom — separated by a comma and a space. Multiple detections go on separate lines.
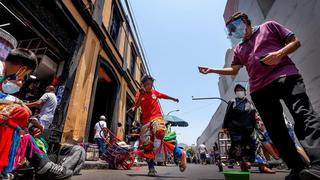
0, 28, 17, 48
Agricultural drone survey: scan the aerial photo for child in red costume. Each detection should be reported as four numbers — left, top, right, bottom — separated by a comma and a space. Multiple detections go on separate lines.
132, 75, 187, 176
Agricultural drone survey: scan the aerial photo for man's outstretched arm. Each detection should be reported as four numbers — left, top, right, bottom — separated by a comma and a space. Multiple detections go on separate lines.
198, 65, 241, 76
26, 100, 43, 108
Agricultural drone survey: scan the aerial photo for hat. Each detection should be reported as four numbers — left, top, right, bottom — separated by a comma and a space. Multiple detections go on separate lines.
0, 28, 17, 61
234, 84, 246, 92
100, 115, 106, 120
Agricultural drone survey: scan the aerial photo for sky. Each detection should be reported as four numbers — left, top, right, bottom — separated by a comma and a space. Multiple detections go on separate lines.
129, 0, 230, 145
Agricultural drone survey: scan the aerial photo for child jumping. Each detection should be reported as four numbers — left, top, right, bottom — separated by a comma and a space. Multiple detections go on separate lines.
132, 75, 187, 176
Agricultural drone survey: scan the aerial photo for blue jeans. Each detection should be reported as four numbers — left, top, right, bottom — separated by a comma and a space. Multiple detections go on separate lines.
94, 138, 106, 157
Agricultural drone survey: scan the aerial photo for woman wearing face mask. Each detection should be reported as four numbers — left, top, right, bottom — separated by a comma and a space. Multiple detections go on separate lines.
222, 84, 274, 173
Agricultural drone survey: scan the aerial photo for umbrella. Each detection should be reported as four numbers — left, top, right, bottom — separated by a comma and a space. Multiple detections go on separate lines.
163, 115, 189, 127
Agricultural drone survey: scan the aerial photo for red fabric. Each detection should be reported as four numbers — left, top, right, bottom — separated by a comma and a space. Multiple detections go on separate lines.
135, 90, 169, 124
0, 105, 30, 171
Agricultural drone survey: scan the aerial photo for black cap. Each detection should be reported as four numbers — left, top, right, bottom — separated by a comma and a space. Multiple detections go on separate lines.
234, 84, 246, 92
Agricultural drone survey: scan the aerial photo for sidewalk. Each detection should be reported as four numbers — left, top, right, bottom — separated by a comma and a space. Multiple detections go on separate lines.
83, 160, 147, 170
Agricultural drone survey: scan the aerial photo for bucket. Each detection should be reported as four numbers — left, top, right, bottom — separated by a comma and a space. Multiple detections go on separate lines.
223, 171, 250, 180
86, 144, 100, 161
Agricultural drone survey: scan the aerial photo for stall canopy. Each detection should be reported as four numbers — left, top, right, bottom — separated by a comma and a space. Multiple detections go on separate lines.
163, 115, 189, 127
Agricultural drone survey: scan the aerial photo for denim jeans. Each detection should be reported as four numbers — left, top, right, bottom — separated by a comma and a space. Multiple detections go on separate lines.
94, 138, 106, 157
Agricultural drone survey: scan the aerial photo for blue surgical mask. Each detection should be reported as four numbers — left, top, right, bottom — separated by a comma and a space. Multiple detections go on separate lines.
227, 18, 247, 39
2, 81, 21, 94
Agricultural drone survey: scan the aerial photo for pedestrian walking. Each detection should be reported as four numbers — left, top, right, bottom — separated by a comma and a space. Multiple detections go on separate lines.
199, 12, 320, 180
132, 75, 187, 176
198, 144, 208, 165
26, 85, 58, 129
94, 115, 108, 157
222, 84, 274, 173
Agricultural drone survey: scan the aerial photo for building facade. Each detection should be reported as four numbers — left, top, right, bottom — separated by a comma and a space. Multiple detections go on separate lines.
197, 0, 320, 148
61, 0, 148, 143
0, 0, 148, 144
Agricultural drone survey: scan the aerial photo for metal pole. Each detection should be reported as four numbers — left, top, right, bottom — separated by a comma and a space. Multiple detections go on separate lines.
191, 96, 228, 104
167, 109, 180, 116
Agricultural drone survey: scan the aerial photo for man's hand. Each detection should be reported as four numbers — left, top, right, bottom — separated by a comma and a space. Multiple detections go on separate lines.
198, 66, 212, 74
262, 51, 284, 66
131, 106, 136, 112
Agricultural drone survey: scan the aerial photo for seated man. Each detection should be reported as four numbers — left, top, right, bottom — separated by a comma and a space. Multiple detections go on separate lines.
0, 48, 72, 179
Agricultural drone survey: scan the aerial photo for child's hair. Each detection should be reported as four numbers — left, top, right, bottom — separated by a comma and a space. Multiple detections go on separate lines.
6, 48, 38, 70
141, 74, 154, 84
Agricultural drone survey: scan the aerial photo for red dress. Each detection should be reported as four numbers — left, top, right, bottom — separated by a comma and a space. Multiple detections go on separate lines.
0, 102, 31, 172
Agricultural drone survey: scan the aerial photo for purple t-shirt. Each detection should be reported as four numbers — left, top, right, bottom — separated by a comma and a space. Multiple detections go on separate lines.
232, 21, 300, 93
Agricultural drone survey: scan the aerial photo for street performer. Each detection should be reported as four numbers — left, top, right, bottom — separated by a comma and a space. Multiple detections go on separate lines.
132, 75, 187, 176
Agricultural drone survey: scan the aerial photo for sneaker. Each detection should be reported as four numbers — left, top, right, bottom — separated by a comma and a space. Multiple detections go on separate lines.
36, 161, 73, 179
0, 173, 14, 180
268, 158, 284, 166
285, 170, 302, 180
299, 168, 320, 180
148, 169, 157, 177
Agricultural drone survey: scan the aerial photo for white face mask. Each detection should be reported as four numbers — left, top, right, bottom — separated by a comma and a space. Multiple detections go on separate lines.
236, 91, 246, 99
2, 81, 21, 94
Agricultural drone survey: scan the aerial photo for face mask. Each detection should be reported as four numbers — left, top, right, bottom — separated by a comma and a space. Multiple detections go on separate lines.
227, 18, 247, 39
236, 91, 246, 99
2, 81, 21, 94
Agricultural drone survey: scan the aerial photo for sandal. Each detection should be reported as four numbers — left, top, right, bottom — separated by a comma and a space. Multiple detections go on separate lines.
259, 165, 275, 174
179, 151, 187, 172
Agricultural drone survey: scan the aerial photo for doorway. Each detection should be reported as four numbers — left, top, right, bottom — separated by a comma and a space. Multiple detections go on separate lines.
88, 61, 120, 142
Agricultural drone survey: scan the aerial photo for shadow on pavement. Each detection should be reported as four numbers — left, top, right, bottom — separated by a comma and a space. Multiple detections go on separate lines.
127, 174, 185, 178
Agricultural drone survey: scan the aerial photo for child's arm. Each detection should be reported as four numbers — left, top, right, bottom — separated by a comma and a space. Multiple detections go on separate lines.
131, 88, 145, 112
156, 90, 179, 102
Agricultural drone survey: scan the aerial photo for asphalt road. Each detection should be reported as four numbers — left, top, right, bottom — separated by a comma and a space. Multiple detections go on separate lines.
73, 164, 289, 180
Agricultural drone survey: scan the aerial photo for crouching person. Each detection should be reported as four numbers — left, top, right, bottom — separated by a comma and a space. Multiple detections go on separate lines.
0, 48, 72, 179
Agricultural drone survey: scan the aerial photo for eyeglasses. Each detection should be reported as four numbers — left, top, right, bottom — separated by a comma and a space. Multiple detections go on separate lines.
226, 18, 243, 36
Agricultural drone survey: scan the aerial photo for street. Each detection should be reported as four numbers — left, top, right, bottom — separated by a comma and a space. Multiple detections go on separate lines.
73, 164, 289, 180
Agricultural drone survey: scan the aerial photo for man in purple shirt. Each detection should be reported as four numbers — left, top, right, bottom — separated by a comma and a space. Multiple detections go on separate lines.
199, 12, 320, 180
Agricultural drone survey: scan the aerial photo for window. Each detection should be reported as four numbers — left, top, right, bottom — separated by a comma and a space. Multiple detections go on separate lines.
125, 96, 134, 137
109, 4, 122, 44
123, 35, 129, 69
257, 0, 275, 18
129, 45, 137, 77
140, 66, 146, 81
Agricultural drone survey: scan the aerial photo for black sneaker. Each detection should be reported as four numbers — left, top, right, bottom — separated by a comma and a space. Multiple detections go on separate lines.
148, 169, 157, 177
35, 162, 73, 180
299, 168, 320, 180
286, 170, 302, 180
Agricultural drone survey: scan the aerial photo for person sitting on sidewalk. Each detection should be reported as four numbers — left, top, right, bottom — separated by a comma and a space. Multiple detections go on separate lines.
132, 75, 187, 176
0, 48, 73, 179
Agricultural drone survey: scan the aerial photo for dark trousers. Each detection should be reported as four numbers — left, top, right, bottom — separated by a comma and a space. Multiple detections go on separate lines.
251, 75, 320, 171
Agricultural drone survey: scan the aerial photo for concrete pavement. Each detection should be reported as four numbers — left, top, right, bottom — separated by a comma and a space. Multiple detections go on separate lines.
73, 164, 289, 180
